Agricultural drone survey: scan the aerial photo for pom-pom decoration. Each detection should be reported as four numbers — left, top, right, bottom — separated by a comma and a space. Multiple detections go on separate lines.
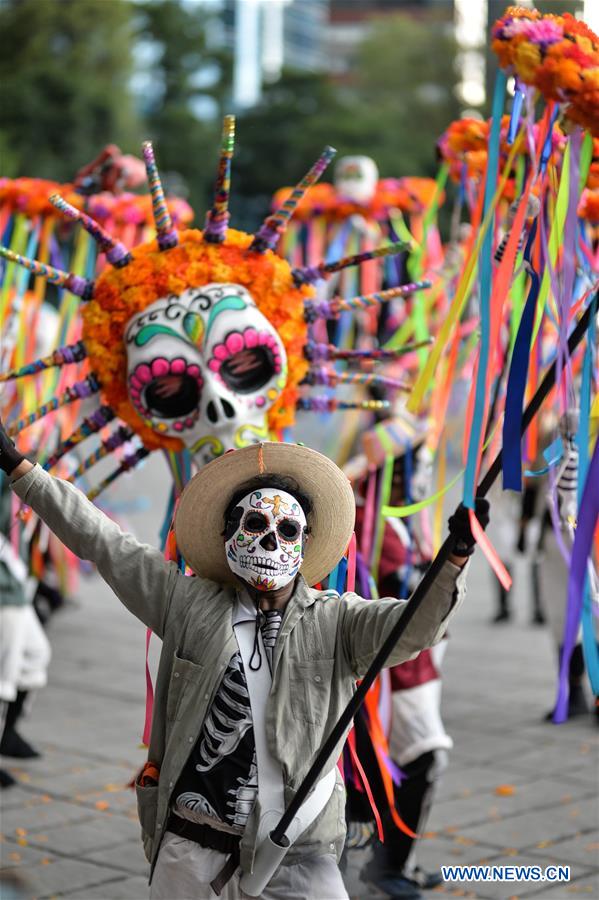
0, 177, 193, 233
437, 115, 567, 191
491, 7, 599, 136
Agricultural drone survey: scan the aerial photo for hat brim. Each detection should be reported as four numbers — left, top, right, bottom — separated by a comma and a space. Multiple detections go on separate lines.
174, 442, 356, 587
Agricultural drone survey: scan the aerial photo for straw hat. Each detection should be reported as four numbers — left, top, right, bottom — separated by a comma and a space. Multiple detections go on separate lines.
175, 442, 356, 587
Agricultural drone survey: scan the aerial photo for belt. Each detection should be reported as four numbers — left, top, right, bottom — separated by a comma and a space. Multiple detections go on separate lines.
165, 814, 240, 896
166, 813, 241, 853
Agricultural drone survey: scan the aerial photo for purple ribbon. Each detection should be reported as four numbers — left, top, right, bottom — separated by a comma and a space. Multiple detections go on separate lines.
554, 434, 599, 723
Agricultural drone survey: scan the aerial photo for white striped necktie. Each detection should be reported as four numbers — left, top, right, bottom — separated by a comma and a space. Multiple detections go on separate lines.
260, 609, 283, 670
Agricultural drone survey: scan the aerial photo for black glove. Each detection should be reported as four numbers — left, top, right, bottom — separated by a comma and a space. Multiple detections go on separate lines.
0, 419, 25, 475
447, 498, 490, 556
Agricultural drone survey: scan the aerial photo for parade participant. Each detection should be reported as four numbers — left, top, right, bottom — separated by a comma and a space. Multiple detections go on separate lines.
0, 419, 486, 899
539, 410, 591, 720
346, 411, 486, 900
0, 476, 51, 784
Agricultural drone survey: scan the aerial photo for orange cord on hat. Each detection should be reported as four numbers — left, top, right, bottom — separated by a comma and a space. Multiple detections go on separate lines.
258, 443, 265, 474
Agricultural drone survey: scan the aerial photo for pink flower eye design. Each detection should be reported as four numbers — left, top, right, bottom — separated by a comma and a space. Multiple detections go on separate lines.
129, 356, 203, 431
208, 328, 284, 394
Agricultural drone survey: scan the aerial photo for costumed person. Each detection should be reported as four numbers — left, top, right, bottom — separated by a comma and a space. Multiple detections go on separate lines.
0, 475, 51, 786
513, 478, 546, 626
0, 423, 488, 900
346, 411, 473, 900
272, 153, 443, 466
538, 409, 590, 720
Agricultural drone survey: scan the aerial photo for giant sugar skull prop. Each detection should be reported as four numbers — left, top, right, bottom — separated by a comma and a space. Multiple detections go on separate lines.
123, 282, 288, 465
81, 223, 309, 465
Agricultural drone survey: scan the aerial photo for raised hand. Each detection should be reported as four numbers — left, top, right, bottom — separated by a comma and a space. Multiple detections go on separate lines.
447, 498, 490, 558
0, 417, 25, 476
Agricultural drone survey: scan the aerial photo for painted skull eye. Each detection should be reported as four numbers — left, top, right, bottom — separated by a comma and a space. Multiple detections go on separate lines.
244, 511, 269, 533
145, 374, 201, 418
220, 348, 275, 394
129, 358, 203, 423
209, 329, 283, 394
277, 519, 301, 542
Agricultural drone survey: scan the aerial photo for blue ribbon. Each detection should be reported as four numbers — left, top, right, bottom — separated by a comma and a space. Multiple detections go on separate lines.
335, 556, 348, 594
159, 485, 176, 550
386, 218, 404, 287
502, 220, 539, 491
328, 556, 348, 594
1, 214, 14, 247
463, 71, 506, 508
539, 106, 559, 176
459, 164, 467, 204
508, 87, 524, 145
523, 438, 563, 477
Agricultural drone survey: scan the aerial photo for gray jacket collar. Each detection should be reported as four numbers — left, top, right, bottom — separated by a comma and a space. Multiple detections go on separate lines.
230, 575, 317, 636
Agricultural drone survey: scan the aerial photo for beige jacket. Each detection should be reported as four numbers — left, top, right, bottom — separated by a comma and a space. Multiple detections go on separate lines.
11, 465, 468, 877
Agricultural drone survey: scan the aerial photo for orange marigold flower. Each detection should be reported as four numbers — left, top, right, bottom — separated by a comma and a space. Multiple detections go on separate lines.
578, 188, 599, 221
513, 41, 542, 83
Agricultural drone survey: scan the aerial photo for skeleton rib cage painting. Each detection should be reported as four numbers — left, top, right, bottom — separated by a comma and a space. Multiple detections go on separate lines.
0, 115, 423, 498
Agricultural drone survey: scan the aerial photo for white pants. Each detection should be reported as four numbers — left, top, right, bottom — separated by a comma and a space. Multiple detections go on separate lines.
0, 605, 51, 702
150, 832, 349, 900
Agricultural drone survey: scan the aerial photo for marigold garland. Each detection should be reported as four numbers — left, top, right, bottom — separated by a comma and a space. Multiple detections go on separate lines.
492, 7, 599, 137
82, 228, 311, 450
271, 176, 443, 222
0, 178, 193, 228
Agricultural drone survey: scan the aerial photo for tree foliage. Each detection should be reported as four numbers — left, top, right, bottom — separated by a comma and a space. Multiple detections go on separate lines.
350, 13, 460, 176
232, 71, 356, 226
0, 0, 140, 180
0, 1, 461, 233
134, 0, 232, 216
234, 13, 460, 223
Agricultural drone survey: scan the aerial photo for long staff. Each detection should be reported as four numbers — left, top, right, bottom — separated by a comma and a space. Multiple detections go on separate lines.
238, 298, 596, 896
273, 296, 596, 844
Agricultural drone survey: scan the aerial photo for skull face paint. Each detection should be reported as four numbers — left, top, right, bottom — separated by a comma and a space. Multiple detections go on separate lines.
334, 156, 379, 205
124, 283, 288, 465
225, 488, 307, 591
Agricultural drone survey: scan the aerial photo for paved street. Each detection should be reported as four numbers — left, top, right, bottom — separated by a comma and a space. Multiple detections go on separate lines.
1, 453, 597, 900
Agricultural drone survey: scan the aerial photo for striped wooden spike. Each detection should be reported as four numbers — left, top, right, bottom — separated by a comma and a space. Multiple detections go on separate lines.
297, 398, 391, 413
6, 374, 101, 437
0, 246, 94, 299
0, 341, 87, 383
304, 282, 432, 321
70, 425, 135, 480
303, 369, 410, 391
204, 115, 236, 244
42, 405, 116, 470
142, 141, 178, 250
250, 146, 336, 253
49, 194, 131, 267
292, 241, 410, 286
86, 446, 151, 501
